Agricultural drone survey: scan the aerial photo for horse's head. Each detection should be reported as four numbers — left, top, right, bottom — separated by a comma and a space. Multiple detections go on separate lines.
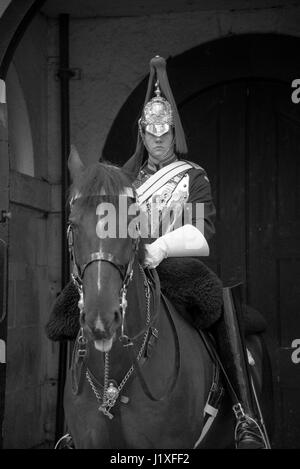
67, 146, 143, 353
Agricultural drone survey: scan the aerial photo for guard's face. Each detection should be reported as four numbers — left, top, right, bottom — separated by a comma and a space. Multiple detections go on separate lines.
144, 128, 174, 159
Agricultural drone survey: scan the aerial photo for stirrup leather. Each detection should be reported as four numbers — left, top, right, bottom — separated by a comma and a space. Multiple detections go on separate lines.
233, 402, 246, 420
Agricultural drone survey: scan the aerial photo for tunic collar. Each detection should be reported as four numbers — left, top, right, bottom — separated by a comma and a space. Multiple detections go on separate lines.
145, 153, 178, 174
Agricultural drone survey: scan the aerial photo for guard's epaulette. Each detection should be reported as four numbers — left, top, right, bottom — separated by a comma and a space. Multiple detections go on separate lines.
182, 159, 205, 172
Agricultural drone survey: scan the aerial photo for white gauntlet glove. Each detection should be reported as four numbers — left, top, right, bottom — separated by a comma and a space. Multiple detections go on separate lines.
143, 225, 209, 269
144, 242, 167, 269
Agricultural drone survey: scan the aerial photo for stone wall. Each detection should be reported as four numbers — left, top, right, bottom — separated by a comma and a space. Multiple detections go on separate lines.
3, 13, 60, 448
66, 4, 300, 166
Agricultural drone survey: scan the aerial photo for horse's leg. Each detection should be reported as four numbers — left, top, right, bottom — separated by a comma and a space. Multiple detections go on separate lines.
63, 371, 111, 449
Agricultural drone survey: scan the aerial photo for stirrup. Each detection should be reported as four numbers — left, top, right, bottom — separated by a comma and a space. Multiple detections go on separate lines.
233, 404, 268, 449
54, 433, 74, 449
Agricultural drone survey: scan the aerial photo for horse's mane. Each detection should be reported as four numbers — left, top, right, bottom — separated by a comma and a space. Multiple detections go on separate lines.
68, 160, 134, 205
68, 159, 145, 264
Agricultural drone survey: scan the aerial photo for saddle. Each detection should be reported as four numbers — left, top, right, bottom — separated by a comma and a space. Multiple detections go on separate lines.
157, 258, 267, 335
45, 258, 267, 341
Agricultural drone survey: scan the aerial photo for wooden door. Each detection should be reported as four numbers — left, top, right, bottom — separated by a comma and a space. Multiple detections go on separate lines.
181, 80, 300, 448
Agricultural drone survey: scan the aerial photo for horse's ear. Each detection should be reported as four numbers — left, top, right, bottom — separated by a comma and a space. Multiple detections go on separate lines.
68, 144, 85, 181
122, 148, 144, 181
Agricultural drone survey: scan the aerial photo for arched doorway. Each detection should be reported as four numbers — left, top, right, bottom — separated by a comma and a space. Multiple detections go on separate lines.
104, 34, 300, 448
0, 1, 53, 449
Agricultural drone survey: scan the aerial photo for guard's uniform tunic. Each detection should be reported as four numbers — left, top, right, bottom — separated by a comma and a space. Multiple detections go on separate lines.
133, 160, 216, 244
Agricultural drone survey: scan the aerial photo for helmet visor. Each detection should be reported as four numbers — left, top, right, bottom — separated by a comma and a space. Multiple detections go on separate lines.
145, 123, 170, 137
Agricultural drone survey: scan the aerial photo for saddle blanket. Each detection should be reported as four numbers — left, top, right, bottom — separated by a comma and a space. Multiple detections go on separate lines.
46, 257, 266, 341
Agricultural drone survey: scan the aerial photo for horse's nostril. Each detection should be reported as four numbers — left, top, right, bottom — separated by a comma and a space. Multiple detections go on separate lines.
114, 310, 121, 324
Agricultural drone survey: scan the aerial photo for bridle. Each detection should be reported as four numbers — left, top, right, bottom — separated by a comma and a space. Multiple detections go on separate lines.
67, 217, 140, 345
67, 195, 180, 417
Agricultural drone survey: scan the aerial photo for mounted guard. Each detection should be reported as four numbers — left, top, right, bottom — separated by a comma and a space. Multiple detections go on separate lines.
46, 56, 271, 450
123, 56, 269, 449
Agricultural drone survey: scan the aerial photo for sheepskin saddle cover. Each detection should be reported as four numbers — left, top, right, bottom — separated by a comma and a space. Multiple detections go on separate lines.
45, 258, 266, 341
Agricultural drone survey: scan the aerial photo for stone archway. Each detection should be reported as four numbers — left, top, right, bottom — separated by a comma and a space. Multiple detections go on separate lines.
103, 34, 300, 164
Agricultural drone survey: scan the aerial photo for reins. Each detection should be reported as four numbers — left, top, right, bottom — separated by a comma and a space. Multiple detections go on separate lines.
125, 290, 180, 402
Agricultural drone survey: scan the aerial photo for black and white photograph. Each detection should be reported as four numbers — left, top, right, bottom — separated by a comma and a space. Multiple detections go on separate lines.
0, 0, 299, 452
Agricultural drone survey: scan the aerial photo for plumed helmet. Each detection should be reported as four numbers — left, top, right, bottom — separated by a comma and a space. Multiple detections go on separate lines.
123, 56, 187, 178
140, 80, 173, 137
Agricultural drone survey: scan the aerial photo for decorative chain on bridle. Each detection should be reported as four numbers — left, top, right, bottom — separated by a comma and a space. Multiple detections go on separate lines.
85, 265, 152, 419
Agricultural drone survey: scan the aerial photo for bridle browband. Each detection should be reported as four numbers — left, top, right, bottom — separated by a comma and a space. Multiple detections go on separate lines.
67, 223, 138, 290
